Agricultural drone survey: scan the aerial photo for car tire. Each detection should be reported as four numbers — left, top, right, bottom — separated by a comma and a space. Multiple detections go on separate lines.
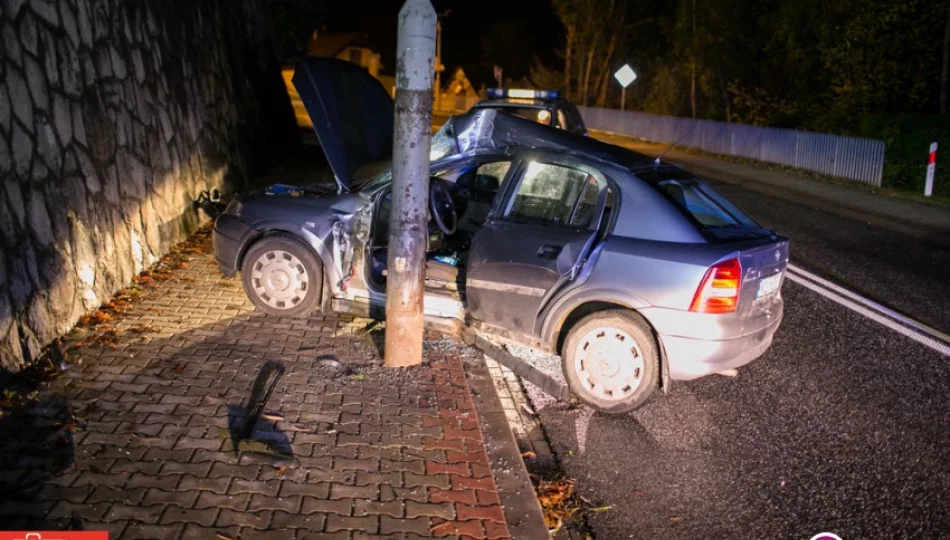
561, 309, 659, 414
241, 235, 323, 318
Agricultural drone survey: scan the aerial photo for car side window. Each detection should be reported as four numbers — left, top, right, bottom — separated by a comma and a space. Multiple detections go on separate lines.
565, 105, 586, 133
476, 161, 511, 186
570, 176, 601, 226
505, 162, 600, 227
556, 109, 569, 130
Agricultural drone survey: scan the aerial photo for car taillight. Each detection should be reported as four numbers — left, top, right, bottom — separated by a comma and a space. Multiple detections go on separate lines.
690, 258, 741, 313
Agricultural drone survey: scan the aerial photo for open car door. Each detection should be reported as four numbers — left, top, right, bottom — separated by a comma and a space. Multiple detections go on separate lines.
466, 154, 609, 336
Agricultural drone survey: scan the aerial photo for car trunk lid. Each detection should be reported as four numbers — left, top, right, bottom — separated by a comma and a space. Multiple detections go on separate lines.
735, 237, 789, 319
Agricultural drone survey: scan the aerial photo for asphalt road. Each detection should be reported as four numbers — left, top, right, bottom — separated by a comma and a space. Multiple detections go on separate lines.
510, 147, 950, 539
306, 116, 948, 537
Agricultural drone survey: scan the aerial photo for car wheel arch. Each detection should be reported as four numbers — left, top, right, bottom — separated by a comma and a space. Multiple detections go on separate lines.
238, 228, 299, 268
238, 229, 333, 306
547, 298, 671, 392
238, 226, 333, 274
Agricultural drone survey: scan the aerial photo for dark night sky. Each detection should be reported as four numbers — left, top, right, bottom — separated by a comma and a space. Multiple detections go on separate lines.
323, 0, 563, 87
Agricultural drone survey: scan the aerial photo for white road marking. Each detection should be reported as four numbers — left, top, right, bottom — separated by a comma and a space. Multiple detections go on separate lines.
786, 264, 950, 357
575, 408, 594, 456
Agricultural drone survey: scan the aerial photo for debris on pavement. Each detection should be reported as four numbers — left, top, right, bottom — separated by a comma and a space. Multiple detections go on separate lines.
0, 342, 69, 418
536, 477, 580, 532
0, 224, 530, 538
68, 227, 216, 353
238, 450, 299, 469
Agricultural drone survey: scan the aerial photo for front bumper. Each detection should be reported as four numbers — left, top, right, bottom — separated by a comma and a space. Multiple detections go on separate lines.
212, 214, 255, 277
658, 310, 783, 380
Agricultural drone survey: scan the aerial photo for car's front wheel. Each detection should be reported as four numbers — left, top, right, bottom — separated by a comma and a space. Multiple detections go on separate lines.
562, 309, 659, 414
241, 236, 323, 318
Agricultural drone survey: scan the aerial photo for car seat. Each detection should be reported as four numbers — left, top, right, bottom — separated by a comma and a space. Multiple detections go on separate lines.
457, 173, 500, 231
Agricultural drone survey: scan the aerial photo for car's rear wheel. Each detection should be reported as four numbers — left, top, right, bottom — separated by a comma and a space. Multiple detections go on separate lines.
561, 309, 659, 414
241, 236, 322, 318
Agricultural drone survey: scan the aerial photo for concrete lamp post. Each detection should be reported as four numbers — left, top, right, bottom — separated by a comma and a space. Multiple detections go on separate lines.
385, 0, 437, 367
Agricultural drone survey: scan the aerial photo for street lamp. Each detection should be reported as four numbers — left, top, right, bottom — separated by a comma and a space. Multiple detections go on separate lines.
614, 64, 637, 111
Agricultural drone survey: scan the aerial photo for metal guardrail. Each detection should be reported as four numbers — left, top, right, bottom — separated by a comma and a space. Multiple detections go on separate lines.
579, 107, 885, 186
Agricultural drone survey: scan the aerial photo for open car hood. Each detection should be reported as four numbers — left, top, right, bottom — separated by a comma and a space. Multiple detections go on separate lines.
292, 58, 394, 192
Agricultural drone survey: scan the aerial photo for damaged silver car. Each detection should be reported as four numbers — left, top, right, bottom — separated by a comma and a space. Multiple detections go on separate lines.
213, 58, 788, 413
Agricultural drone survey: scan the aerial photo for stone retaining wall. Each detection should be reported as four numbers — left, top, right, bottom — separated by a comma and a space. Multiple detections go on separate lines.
0, 0, 296, 371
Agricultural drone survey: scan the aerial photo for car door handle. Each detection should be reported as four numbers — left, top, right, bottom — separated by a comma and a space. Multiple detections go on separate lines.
537, 244, 562, 259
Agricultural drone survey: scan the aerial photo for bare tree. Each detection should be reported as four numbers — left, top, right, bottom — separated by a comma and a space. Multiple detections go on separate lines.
555, 0, 631, 106
554, 0, 578, 99
942, 4, 950, 114
593, 0, 622, 107
690, 0, 697, 118
565, 24, 575, 99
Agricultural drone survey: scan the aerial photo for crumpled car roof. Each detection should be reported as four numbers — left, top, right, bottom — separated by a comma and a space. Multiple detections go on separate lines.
440, 108, 656, 171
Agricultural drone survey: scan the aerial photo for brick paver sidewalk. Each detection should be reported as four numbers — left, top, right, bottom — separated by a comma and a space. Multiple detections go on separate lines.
0, 229, 540, 539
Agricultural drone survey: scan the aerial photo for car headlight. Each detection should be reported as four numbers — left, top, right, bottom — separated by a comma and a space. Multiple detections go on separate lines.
224, 199, 243, 217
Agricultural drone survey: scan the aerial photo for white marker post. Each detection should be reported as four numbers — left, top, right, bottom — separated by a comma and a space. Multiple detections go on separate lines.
614, 64, 637, 111
925, 142, 937, 197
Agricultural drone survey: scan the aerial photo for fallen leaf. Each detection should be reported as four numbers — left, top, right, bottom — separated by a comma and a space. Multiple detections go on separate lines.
128, 324, 158, 334
590, 505, 613, 513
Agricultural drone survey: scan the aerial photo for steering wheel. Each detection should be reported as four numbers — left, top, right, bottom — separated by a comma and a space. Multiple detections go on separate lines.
429, 180, 457, 235
429, 181, 457, 235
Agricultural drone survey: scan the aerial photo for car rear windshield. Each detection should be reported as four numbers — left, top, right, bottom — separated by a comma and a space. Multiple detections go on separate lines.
651, 173, 768, 240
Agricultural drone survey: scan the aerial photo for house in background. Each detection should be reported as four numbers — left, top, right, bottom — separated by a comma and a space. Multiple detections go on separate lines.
438, 66, 480, 112
282, 31, 395, 129
306, 31, 381, 78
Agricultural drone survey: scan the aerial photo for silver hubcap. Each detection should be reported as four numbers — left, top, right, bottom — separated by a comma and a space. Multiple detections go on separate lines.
250, 250, 309, 310
573, 326, 644, 401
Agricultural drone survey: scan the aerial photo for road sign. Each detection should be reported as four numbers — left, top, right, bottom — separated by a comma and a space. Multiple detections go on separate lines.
614, 64, 637, 88
925, 142, 937, 197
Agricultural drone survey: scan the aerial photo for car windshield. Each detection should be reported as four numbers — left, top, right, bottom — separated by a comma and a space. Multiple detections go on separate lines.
491, 106, 555, 126
357, 167, 392, 193
358, 120, 462, 193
